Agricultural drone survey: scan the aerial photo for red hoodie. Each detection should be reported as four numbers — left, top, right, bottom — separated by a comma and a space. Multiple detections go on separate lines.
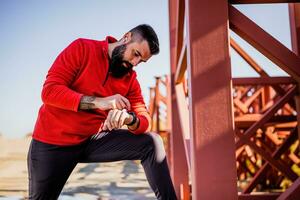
32, 36, 151, 145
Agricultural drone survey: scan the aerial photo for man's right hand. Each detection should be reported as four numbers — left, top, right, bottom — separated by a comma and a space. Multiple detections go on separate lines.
96, 94, 131, 110
79, 94, 131, 111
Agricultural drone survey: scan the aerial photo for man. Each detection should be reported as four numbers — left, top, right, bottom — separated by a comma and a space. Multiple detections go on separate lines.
27, 24, 177, 200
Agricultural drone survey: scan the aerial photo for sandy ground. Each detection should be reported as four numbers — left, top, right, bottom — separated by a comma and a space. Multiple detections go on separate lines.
0, 136, 155, 200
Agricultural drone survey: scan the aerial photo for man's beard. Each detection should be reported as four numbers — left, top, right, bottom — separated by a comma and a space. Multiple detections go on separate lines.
109, 44, 133, 78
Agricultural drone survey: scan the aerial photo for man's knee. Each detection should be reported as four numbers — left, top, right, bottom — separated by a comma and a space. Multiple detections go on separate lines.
146, 132, 166, 163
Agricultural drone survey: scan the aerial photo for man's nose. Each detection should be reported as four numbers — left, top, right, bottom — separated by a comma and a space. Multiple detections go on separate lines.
132, 57, 141, 66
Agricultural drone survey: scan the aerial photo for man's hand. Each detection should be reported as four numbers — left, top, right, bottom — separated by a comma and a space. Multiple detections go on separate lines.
79, 94, 131, 111
102, 109, 133, 131
97, 94, 131, 110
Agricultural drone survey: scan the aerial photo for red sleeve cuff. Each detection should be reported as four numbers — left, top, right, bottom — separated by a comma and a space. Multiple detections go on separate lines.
128, 114, 150, 134
72, 93, 84, 112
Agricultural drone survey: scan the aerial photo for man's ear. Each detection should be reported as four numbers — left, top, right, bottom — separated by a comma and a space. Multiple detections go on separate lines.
122, 32, 132, 44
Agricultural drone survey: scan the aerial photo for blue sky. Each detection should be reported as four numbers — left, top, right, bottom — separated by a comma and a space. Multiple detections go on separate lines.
0, 1, 292, 138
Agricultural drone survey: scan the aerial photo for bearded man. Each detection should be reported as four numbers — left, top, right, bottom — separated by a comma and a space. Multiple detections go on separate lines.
27, 24, 177, 200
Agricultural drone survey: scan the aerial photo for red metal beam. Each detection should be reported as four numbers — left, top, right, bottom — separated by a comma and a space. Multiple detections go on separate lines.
277, 177, 300, 199
175, 0, 185, 62
230, 38, 293, 104
289, 3, 300, 154
169, 0, 190, 199
148, 87, 155, 119
175, 83, 191, 169
236, 86, 297, 148
186, 0, 237, 199
238, 193, 280, 200
175, 41, 187, 84
243, 128, 298, 193
232, 77, 296, 85
229, 5, 300, 82
289, 3, 300, 55
295, 95, 300, 149
230, 38, 270, 76
230, 0, 300, 4
154, 77, 161, 132
236, 129, 298, 181
234, 87, 299, 180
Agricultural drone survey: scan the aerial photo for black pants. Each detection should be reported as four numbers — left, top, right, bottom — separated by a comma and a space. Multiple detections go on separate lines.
27, 130, 177, 200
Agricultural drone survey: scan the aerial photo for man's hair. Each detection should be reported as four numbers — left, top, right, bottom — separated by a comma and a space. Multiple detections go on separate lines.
129, 24, 160, 55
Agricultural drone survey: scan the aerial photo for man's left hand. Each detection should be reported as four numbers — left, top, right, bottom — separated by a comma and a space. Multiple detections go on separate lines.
102, 109, 133, 131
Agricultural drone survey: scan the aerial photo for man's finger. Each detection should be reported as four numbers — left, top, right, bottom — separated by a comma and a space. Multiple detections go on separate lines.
106, 110, 114, 130
110, 109, 118, 128
118, 100, 126, 110
109, 109, 121, 129
116, 102, 123, 110
120, 96, 131, 110
106, 109, 114, 120
102, 121, 108, 131
113, 110, 122, 128
106, 119, 113, 131
118, 111, 128, 128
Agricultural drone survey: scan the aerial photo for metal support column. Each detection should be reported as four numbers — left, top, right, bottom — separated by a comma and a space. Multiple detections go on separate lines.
185, 0, 238, 199
169, 0, 190, 199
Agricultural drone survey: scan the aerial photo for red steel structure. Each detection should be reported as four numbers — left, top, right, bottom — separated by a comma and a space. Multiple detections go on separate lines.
147, 0, 300, 199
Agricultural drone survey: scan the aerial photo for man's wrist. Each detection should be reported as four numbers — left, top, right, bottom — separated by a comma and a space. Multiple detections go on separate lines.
79, 96, 97, 110
126, 112, 137, 126
94, 97, 106, 110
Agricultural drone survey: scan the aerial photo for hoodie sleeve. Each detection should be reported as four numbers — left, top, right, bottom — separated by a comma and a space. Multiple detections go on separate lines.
41, 39, 84, 112
126, 76, 151, 134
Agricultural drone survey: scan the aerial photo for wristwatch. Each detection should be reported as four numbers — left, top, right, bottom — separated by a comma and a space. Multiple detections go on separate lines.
126, 111, 137, 126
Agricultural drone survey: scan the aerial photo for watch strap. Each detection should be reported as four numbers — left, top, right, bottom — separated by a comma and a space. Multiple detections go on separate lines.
127, 112, 137, 126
